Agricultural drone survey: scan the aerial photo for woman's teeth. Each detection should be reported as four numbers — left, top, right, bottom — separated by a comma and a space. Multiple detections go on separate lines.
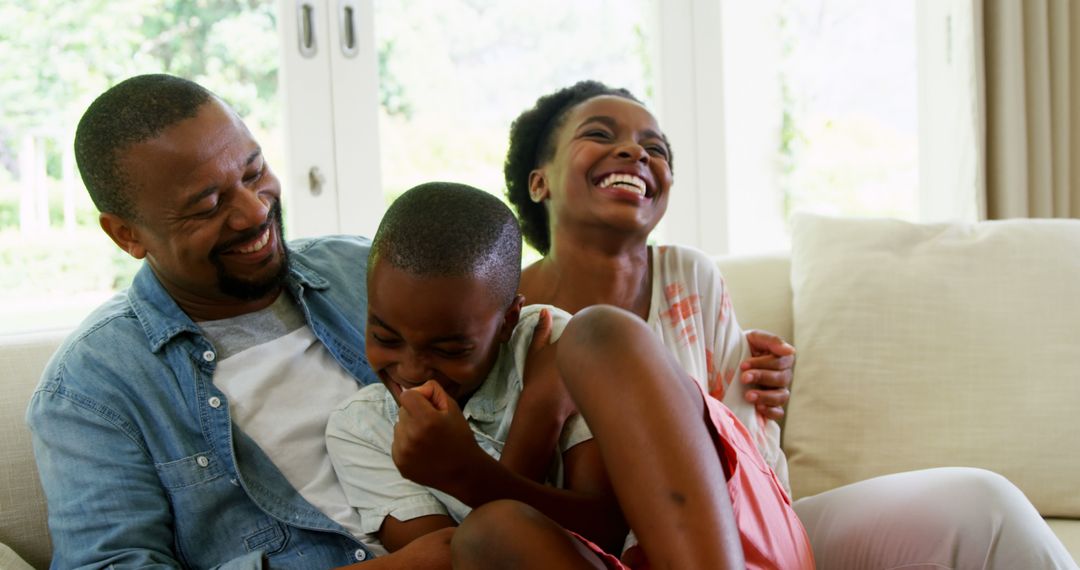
598, 173, 647, 196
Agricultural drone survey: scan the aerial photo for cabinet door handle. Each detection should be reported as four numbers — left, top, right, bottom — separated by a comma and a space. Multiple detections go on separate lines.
308, 166, 325, 196
339, 0, 359, 58
297, 0, 318, 58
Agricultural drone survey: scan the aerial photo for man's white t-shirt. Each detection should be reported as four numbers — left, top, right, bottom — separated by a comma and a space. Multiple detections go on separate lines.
199, 294, 369, 546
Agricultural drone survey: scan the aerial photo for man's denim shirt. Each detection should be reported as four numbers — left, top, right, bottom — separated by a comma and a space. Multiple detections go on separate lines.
26, 235, 381, 569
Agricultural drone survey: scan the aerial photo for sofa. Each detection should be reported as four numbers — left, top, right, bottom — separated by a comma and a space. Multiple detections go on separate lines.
1, 214, 1077, 568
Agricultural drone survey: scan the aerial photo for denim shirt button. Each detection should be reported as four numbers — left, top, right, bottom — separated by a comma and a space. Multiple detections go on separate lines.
202, 350, 216, 362
196, 455, 209, 468
208, 396, 221, 408
353, 549, 367, 561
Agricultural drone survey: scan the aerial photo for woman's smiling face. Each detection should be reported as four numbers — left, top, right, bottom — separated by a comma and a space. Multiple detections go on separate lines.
530, 95, 673, 241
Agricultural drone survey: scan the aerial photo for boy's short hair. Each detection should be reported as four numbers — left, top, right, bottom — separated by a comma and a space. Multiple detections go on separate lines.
370, 181, 522, 308
74, 74, 214, 221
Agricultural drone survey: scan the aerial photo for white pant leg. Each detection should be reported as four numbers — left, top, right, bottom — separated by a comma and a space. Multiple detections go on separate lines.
792, 467, 1078, 570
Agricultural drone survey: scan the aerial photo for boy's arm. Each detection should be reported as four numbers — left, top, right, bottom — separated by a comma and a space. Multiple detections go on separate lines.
336, 526, 455, 570
558, 436, 629, 552
326, 397, 456, 555
394, 382, 626, 551
500, 308, 577, 481
377, 514, 455, 554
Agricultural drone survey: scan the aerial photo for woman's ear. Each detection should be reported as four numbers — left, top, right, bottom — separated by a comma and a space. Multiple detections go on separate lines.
99, 213, 148, 259
497, 294, 526, 343
528, 170, 549, 203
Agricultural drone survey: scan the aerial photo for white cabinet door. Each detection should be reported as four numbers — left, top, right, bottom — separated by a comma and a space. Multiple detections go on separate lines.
278, 0, 383, 239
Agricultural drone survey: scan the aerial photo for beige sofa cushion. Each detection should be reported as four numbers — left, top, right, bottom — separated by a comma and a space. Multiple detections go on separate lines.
716, 252, 794, 343
783, 214, 1080, 517
1047, 519, 1080, 561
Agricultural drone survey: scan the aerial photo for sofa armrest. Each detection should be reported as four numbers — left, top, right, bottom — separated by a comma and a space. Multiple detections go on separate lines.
0, 542, 35, 570
0, 329, 67, 569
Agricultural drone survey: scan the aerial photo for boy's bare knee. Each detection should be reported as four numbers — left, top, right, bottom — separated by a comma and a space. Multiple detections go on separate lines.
453, 500, 541, 567
459, 499, 538, 536
454, 499, 521, 549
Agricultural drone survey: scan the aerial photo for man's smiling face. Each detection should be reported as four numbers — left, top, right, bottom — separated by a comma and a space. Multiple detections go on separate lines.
108, 98, 288, 319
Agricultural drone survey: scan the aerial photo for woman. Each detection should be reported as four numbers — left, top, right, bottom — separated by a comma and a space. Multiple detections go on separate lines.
508, 81, 792, 484
501, 80, 1076, 569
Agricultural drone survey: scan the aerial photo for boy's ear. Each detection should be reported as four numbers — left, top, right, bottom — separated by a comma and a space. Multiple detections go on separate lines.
527, 169, 550, 203
497, 294, 526, 343
99, 212, 148, 259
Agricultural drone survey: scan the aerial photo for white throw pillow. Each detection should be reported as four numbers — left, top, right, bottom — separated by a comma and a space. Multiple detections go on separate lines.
783, 214, 1080, 517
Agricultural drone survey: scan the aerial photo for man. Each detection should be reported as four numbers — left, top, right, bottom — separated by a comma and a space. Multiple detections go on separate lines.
26, 74, 449, 569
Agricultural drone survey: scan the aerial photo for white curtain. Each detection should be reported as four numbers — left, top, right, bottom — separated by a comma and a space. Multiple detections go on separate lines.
974, 0, 1080, 219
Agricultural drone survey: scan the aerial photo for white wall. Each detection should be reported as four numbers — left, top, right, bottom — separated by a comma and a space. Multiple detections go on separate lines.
654, 0, 731, 254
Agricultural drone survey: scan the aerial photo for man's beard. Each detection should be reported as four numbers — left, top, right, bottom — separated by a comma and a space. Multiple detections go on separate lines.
210, 201, 290, 301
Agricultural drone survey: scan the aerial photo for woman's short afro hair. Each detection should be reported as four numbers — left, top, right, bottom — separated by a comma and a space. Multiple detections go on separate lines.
503, 80, 641, 255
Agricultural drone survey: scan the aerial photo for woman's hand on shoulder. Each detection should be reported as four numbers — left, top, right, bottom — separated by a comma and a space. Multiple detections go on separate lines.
500, 308, 576, 481
741, 330, 796, 421
521, 308, 577, 421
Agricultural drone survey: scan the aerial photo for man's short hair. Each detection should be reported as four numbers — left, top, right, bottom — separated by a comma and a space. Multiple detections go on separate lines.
371, 181, 522, 308
74, 74, 214, 220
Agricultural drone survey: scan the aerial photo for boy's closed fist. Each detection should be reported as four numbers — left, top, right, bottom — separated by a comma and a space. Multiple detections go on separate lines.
393, 380, 488, 492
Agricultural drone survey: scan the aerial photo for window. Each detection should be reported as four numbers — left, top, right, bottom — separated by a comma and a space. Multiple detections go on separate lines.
277, 0, 660, 258
0, 1, 282, 334
373, 0, 658, 262
721, 0, 920, 253
4, 0, 940, 334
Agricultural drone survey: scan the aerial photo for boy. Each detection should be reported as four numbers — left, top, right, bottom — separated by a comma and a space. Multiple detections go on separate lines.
326, 182, 812, 569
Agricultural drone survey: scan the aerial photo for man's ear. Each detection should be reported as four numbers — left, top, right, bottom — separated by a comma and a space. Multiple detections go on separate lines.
527, 170, 550, 204
497, 294, 526, 343
99, 213, 148, 259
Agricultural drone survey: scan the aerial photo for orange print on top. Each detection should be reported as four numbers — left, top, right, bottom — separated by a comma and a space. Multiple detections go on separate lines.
722, 367, 737, 392
665, 281, 701, 347
719, 289, 732, 324
664, 282, 684, 302
663, 294, 701, 326
706, 351, 738, 400
705, 349, 723, 398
